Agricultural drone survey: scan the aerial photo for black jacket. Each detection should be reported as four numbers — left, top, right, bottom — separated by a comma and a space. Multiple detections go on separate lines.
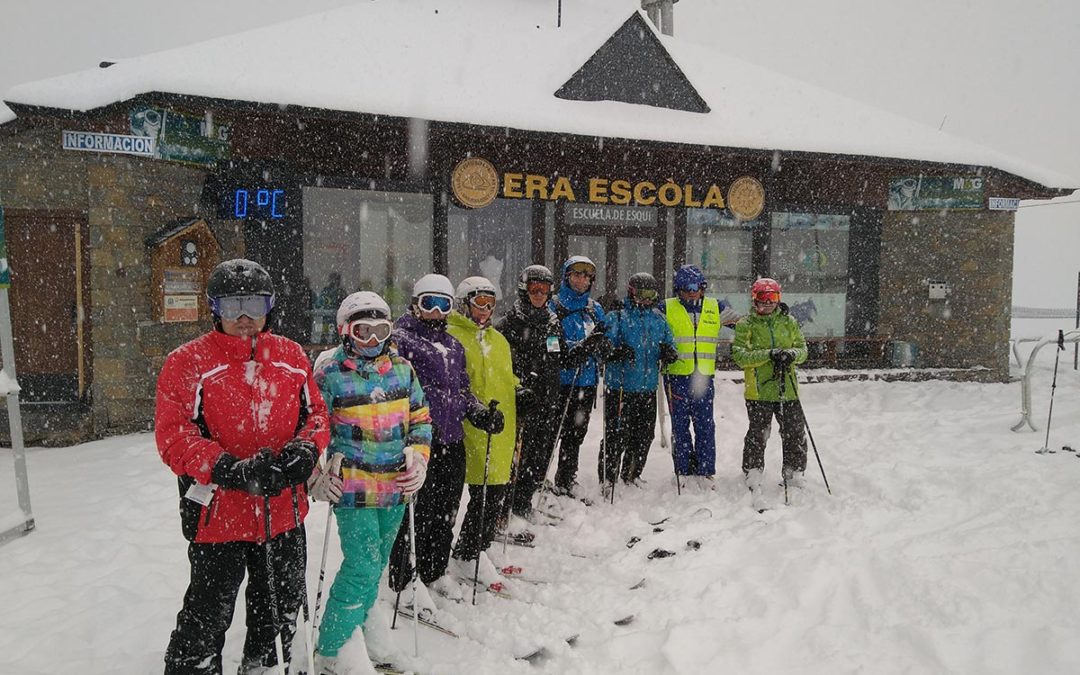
496, 299, 567, 410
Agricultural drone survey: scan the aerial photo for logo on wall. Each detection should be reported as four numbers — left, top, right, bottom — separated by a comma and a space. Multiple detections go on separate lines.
727, 176, 765, 221
451, 158, 499, 208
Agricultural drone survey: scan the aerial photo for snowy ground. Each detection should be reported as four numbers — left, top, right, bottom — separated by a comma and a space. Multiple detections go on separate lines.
2, 354, 1080, 674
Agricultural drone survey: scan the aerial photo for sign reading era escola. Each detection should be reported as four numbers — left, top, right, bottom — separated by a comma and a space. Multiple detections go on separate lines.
451, 158, 764, 214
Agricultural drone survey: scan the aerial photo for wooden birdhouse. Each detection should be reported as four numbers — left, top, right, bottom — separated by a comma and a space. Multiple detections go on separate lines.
145, 218, 221, 322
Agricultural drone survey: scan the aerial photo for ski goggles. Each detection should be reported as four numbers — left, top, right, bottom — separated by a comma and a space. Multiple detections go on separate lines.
209, 294, 275, 321
567, 262, 596, 278
469, 293, 497, 310
417, 293, 453, 315
752, 290, 781, 304
632, 288, 659, 303
344, 318, 392, 344
526, 282, 552, 297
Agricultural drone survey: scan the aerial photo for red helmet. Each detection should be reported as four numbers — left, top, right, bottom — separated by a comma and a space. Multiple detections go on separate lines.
751, 278, 781, 304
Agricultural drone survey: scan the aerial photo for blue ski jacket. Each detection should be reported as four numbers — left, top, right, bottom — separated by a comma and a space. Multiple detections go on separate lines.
605, 299, 675, 393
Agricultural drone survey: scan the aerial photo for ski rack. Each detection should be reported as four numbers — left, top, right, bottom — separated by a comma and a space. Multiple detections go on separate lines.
1011, 329, 1080, 432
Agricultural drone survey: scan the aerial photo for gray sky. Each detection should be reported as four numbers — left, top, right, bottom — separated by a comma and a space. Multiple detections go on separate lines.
3, 0, 1077, 307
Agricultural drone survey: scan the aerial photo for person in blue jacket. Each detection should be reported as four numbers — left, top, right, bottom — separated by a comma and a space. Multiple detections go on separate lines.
601, 273, 678, 490
550, 255, 612, 496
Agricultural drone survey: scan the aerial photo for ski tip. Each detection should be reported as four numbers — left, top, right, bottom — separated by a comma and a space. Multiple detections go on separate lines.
517, 647, 551, 663
614, 614, 635, 626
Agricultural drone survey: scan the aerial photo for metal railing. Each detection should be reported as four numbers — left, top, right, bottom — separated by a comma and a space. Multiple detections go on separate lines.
1011, 329, 1080, 432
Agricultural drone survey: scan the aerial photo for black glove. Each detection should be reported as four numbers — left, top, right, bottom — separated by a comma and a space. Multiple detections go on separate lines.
565, 343, 589, 367
515, 387, 535, 412
659, 343, 679, 366
467, 403, 505, 434
770, 348, 797, 369
211, 449, 287, 496
273, 439, 318, 487
608, 343, 635, 363
583, 333, 613, 359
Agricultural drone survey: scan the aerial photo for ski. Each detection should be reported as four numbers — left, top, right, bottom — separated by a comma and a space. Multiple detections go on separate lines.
394, 607, 459, 638
614, 614, 635, 626
493, 531, 536, 548
456, 576, 513, 599
628, 577, 647, 590
499, 565, 550, 585
373, 662, 413, 675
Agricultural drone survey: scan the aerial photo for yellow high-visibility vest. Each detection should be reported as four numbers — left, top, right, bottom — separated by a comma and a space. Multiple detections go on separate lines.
664, 297, 721, 376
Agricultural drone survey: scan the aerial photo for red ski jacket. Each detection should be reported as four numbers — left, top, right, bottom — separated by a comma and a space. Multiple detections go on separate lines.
155, 330, 330, 543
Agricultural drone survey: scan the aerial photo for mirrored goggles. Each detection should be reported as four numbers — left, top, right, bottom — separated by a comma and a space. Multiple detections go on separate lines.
752, 290, 780, 304
210, 294, 274, 321
568, 262, 596, 278
680, 283, 703, 293
469, 293, 497, 310
632, 288, 659, 303
344, 319, 392, 344
417, 293, 453, 315
526, 282, 552, 297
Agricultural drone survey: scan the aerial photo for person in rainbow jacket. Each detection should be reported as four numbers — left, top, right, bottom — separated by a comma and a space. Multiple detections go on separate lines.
308, 290, 432, 674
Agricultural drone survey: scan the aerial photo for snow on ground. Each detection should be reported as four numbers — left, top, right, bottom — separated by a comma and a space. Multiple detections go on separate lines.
2, 357, 1080, 674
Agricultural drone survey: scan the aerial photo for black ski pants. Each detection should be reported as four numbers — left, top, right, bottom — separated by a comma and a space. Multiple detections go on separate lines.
453, 483, 509, 561
163, 526, 306, 675
741, 399, 808, 474
599, 390, 657, 483
508, 402, 562, 517
388, 438, 465, 591
554, 385, 597, 490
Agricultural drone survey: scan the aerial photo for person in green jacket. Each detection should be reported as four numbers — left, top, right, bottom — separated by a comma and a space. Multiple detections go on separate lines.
445, 276, 518, 589
730, 278, 809, 500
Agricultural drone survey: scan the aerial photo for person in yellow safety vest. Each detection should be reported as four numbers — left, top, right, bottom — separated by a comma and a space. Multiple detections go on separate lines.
663, 264, 740, 489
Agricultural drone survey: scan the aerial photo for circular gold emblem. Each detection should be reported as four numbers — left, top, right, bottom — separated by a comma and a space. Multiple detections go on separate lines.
451, 158, 499, 209
727, 176, 765, 221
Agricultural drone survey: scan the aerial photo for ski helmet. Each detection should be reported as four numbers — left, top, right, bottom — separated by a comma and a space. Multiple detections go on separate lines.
673, 264, 706, 292
517, 265, 555, 292
336, 291, 391, 329
563, 255, 597, 280
206, 259, 275, 300
751, 277, 782, 300
412, 273, 455, 300
627, 272, 660, 305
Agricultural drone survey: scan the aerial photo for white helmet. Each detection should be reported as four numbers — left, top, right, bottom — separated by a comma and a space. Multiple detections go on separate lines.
412, 273, 454, 299
455, 276, 497, 302
336, 291, 391, 329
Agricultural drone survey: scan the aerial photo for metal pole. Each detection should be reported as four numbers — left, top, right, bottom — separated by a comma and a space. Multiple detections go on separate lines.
0, 287, 33, 546
1073, 271, 1078, 370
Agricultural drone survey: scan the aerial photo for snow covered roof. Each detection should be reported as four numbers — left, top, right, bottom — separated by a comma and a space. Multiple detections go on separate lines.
3, 0, 1075, 189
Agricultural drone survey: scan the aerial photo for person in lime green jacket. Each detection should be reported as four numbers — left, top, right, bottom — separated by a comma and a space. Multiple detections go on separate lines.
445, 276, 519, 588
731, 278, 809, 500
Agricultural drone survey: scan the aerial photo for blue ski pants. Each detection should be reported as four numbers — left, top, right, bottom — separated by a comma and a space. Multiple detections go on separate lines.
666, 373, 716, 476
317, 504, 405, 657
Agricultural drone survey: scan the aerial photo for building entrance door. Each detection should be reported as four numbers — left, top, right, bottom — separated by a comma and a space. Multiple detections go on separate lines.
557, 204, 666, 310
5, 210, 90, 402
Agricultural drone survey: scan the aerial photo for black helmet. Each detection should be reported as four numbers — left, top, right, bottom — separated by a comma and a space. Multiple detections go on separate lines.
206, 259, 275, 299
518, 264, 555, 291
627, 272, 660, 305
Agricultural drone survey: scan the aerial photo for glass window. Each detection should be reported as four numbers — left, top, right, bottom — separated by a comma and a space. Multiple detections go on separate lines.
448, 199, 533, 308
303, 187, 433, 344
770, 212, 851, 337
687, 208, 756, 317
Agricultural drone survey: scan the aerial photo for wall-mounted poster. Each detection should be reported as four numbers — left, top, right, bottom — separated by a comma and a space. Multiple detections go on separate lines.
887, 176, 983, 211
129, 105, 231, 167
163, 295, 199, 322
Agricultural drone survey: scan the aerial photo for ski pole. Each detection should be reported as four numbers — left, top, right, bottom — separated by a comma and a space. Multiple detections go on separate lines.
662, 377, 681, 496
539, 365, 582, 510
312, 503, 334, 635
1037, 329, 1067, 454
778, 360, 789, 505
503, 419, 524, 557
262, 497, 287, 675
610, 367, 625, 505
473, 399, 499, 606
408, 499, 420, 657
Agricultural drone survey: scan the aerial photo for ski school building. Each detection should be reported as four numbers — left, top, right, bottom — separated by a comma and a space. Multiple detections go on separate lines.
0, 3, 1073, 445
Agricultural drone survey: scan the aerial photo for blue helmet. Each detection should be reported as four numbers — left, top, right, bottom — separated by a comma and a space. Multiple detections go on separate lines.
673, 264, 706, 292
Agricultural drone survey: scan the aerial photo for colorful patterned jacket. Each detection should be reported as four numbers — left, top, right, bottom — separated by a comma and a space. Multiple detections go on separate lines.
313, 345, 432, 508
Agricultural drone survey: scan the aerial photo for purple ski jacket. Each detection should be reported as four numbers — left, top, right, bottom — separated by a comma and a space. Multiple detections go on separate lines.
392, 313, 473, 443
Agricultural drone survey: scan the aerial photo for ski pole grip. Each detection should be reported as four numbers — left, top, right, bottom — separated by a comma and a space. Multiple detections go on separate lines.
1058, 329, 1065, 350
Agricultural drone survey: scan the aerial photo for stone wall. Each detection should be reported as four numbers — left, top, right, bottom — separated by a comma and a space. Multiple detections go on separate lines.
0, 124, 244, 441
877, 208, 1014, 380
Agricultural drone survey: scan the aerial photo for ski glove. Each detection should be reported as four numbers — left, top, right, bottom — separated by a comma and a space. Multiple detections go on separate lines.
659, 343, 680, 366
397, 446, 428, 496
273, 439, 319, 487
467, 403, 505, 434
515, 387, 536, 413
307, 453, 344, 504
770, 348, 797, 369
582, 332, 613, 359
211, 449, 287, 496
608, 343, 635, 363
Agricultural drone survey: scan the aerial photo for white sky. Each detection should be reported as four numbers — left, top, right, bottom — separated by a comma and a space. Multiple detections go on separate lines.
2, 0, 1077, 309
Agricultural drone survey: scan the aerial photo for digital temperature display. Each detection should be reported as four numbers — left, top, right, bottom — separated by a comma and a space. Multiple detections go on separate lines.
231, 188, 285, 219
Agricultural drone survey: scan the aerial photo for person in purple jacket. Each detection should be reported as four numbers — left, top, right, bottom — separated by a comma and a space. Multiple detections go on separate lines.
386, 274, 500, 614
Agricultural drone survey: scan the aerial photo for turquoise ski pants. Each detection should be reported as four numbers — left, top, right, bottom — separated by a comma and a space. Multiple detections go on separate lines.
316, 504, 405, 656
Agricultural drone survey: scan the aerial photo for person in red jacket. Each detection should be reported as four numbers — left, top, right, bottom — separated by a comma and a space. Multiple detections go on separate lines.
155, 258, 330, 675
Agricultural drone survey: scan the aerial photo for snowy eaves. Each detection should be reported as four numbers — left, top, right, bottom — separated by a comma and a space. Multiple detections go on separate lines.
3, 0, 1075, 189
